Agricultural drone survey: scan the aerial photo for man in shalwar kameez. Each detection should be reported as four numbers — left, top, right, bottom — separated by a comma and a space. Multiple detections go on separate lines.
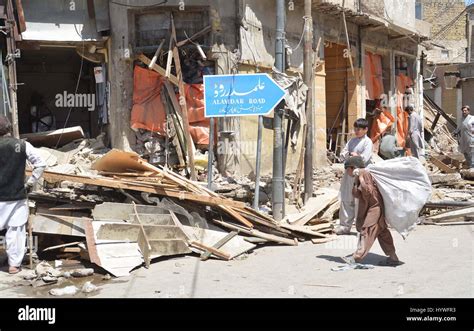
405, 106, 424, 159
0, 116, 46, 274
341, 156, 401, 266
336, 119, 373, 235
459, 105, 474, 168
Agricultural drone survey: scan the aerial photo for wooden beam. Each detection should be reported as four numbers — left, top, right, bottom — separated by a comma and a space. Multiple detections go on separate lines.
189, 241, 232, 260
137, 54, 179, 87
29, 170, 246, 209
200, 231, 238, 261
212, 219, 298, 246
430, 156, 457, 174
171, 14, 197, 181
133, 202, 152, 268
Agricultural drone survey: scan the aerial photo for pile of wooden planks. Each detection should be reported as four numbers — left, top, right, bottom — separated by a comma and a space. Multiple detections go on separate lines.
423, 94, 458, 154
283, 188, 338, 244
32, 150, 338, 252
423, 206, 474, 226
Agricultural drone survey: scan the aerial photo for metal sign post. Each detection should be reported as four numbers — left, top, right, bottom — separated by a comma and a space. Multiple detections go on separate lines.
203, 74, 285, 209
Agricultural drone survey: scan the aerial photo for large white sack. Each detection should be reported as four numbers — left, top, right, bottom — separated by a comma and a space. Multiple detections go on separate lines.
367, 157, 432, 239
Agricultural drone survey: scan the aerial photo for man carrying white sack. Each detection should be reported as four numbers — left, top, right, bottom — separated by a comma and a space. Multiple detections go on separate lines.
341, 156, 400, 266
0, 115, 46, 274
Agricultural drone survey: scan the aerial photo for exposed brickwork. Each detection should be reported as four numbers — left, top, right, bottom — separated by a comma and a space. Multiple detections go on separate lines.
421, 0, 466, 41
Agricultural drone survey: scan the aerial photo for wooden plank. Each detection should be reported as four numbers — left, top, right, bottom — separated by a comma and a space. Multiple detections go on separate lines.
49, 203, 95, 211
212, 219, 298, 246
427, 207, 474, 222
320, 201, 340, 222
34, 170, 245, 209
43, 241, 82, 252
200, 231, 238, 261
280, 224, 329, 238
20, 126, 84, 147
137, 54, 179, 86
133, 202, 152, 268
311, 235, 337, 244
171, 14, 197, 181
162, 85, 186, 167
430, 156, 457, 174
183, 226, 254, 259
288, 190, 339, 226
189, 241, 232, 260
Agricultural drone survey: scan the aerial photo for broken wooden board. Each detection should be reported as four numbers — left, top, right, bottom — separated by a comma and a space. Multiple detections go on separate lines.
311, 235, 337, 244
182, 225, 255, 260
85, 220, 143, 277
137, 54, 179, 87
49, 203, 95, 212
287, 189, 339, 226
319, 201, 340, 223
212, 219, 297, 246
33, 170, 246, 210
32, 214, 88, 237
427, 207, 474, 222
280, 224, 329, 238
429, 156, 457, 174
189, 241, 231, 260
200, 231, 238, 261
20, 126, 84, 147
88, 221, 191, 277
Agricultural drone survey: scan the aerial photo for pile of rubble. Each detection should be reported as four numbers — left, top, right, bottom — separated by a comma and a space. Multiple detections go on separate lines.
24, 146, 338, 283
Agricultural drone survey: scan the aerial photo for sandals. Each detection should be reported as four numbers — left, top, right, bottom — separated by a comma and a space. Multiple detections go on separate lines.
8, 266, 21, 274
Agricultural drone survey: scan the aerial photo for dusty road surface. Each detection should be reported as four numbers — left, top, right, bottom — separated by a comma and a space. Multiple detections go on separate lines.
0, 224, 472, 298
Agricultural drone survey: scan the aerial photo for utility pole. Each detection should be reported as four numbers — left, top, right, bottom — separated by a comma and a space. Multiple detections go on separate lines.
6, 0, 19, 138
303, 0, 314, 203
273, 0, 286, 222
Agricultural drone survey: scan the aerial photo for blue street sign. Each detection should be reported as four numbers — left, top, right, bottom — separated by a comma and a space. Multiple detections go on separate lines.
203, 73, 286, 118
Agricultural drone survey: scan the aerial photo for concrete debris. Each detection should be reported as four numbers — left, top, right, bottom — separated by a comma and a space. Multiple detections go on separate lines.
49, 285, 78, 296
81, 281, 99, 294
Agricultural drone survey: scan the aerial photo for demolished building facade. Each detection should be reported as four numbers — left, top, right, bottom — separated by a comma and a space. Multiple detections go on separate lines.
0, 0, 430, 176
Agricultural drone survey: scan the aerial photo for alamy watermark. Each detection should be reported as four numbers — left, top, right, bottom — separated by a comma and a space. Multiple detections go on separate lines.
55, 91, 95, 112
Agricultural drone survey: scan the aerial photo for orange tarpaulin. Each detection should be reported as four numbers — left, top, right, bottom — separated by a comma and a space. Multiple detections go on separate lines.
130, 66, 211, 145
370, 110, 395, 143
364, 52, 384, 100
131, 65, 166, 134
395, 74, 413, 149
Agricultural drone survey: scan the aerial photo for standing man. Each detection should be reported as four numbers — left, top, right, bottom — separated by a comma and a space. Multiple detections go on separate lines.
459, 105, 474, 168
405, 106, 424, 159
342, 156, 400, 266
336, 119, 373, 235
0, 116, 46, 274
